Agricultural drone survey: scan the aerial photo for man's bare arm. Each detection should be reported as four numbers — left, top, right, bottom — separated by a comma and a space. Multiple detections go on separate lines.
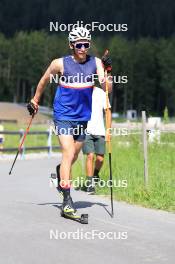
95, 57, 113, 93
33, 58, 63, 103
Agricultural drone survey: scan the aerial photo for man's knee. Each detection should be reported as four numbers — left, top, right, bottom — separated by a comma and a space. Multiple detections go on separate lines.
87, 153, 94, 162
72, 153, 79, 163
96, 155, 104, 163
63, 147, 76, 162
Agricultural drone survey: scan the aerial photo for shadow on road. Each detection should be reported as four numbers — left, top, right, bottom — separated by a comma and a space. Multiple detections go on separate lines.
74, 201, 113, 217
37, 200, 112, 216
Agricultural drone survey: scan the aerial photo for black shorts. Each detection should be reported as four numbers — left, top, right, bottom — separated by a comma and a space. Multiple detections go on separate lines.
54, 120, 87, 142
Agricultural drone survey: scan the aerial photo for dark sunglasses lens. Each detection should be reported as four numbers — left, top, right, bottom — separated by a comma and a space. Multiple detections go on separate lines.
75, 43, 90, 49
84, 43, 90, 48
75, 43, 82, 49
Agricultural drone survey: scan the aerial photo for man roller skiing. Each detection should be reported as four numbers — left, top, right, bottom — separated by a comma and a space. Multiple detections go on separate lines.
27, 27, 112, 216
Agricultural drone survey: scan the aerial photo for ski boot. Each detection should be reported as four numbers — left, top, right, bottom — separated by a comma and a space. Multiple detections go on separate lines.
60, 196, 88, 224
86, 177, 95, 195
56, 164, 64, 196
93, 175, 100, 184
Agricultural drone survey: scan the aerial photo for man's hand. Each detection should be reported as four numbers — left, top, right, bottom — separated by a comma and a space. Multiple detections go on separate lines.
102, 50, 112, 73
27, 99, 39, 116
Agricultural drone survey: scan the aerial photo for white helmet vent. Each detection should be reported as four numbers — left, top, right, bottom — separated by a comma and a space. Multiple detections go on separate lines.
68, 27, 91, 42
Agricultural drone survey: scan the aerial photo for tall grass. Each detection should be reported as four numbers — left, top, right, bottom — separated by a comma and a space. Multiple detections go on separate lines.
72, 134, 175, 212
2, 123, 58, 149
2, 123, 175, 211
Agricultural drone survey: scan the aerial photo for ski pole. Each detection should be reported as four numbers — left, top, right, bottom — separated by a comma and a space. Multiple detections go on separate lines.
9, 114, 34, 175
104, 49, 114, 217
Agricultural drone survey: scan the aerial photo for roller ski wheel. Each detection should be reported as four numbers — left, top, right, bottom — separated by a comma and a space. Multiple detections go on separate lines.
60, 209, 88, 224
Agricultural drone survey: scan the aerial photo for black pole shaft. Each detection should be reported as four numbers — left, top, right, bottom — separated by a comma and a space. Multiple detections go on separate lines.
109, 153, 114, 217
9, 150, 20, 175
8, 114, 34, 175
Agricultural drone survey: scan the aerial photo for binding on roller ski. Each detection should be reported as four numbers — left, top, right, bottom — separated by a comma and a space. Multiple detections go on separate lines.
50, 165, 88, 224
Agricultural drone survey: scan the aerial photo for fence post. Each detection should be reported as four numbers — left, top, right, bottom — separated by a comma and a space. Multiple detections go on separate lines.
47, 127, 52, 157
142, 111, 148, 187
19, 129, 25, 159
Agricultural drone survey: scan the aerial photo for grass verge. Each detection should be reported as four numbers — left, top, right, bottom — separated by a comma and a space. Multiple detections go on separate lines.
72, 134, 175, 212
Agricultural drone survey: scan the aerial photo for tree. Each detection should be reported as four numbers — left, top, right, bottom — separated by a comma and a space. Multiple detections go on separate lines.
157, 38, 175, 115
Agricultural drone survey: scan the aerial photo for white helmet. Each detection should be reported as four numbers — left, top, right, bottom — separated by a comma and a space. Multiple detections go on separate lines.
68, 27, 91, 42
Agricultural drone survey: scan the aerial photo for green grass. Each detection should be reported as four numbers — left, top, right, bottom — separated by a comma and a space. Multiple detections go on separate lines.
2, 123, 59, 151
72, 134, 175, 212
1, 122, 175, 211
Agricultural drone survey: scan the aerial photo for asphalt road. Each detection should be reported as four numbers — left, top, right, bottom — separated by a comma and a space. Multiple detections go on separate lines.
0, 157, 175, 264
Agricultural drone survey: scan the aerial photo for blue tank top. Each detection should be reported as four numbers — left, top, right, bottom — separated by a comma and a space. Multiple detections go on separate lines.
53, 55, 97, 121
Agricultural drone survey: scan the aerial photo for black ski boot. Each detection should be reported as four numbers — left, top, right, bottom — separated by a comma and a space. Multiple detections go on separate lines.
56, 164, 63, 196
60, 195, 88, 224
93, 175, 100, 184
86, 176, 95, 195
62, 195, 76, 214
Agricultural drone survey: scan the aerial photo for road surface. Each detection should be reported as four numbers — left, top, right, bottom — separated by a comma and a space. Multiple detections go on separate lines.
0, 157, 175, 264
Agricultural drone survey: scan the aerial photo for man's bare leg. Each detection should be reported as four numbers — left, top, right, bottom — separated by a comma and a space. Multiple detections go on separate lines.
56, 134, 78, 212
58, 137, 84, 184
86, 153, 94, 177
84, 153, 95, 193
95, 154, 104, 171
93, 154, 104, 182
58, 135, 75, 186
72, 140, 84, 165
69, 140, 84, 180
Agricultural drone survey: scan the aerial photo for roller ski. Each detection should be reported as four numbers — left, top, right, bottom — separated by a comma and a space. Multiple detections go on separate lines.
49, 165, 89, 224
60, 196, 88, 224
